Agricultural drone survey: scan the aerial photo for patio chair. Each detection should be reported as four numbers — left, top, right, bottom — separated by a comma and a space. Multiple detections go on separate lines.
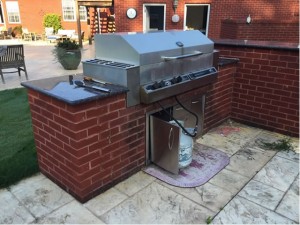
0, 45, 28, 84
22, 28, 33, 41
45, 27, 60, 43
5, 27, 12, 39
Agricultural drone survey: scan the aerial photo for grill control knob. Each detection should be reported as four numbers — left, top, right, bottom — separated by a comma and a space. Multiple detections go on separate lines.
159, 80, 166, 88
165, 81, 172, 86
171, 76, 182, 84
152, 81, 160, 90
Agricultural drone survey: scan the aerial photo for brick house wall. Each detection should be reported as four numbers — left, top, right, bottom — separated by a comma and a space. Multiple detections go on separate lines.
1, 0, 298, 40
220, 19, 299, 43
114, 0, 298, 40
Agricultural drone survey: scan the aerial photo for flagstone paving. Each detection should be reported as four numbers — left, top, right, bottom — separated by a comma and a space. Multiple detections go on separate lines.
0, 120, 298, 224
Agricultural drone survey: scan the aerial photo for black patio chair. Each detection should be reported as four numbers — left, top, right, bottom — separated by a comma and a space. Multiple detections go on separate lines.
0, 45, 28, 84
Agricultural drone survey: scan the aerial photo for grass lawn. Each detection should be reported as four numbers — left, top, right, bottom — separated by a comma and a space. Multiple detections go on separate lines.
0, 88, 38, 188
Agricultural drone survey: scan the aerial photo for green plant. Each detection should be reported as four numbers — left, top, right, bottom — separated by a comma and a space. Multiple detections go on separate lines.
43, 13, 63, 33
52, 39, 81, 60
257, 138, 295, 153
206, 216, 213, 224
52, 39, 82, 70
12, 25, 22, 37
56, 39, 80, 50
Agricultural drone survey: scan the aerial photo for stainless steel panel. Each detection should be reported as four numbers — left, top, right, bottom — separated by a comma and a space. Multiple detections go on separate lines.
82, 61, 140, 107
140, 53, 214, 85
94, 30, 214, 66
140, 68, 217, 104
150, 115, 180, 174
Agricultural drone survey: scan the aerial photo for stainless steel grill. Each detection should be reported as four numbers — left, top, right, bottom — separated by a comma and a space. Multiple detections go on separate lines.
82, 30, 218, 107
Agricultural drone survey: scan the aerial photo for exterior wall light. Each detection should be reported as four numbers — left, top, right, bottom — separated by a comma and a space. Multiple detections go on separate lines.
246, 14, 252, 24
173, 0, 179, 13
172, 14, 180, 23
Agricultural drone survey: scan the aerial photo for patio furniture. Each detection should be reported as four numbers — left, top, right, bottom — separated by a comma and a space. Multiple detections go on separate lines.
0, 45, 28, 84
44, 27, 60, 43
22, 28, 36, 41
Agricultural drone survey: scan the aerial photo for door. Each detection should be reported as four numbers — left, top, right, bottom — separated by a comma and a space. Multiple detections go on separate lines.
184, 4, 210, 35
150, 115, 180, 174
143, 4, 165, 32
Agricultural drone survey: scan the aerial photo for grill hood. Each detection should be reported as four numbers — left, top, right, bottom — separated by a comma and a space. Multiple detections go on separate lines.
94, 30, 214, 66
83, 30, 218, 107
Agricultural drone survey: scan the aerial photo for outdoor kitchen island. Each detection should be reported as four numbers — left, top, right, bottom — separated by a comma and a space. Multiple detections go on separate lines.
21, 72, 221, 203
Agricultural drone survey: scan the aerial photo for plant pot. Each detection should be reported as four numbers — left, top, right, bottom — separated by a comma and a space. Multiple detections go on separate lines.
57, 48, 81, 70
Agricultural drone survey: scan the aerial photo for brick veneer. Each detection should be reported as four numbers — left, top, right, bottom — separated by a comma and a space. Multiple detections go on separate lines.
26, 43, 298, 202
220, 19, 299, 43
27, 72, 234, 202
215, 44, 299, 136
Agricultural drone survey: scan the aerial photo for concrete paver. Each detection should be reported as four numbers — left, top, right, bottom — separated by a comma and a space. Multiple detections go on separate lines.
0, 41, 299, 224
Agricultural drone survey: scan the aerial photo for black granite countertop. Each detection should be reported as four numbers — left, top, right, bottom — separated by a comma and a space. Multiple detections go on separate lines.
213, 39, 299, 51
21, 74, 128, 105
218, 57, 239, 67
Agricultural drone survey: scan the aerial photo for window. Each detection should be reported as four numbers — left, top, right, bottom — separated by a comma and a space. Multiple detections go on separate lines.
184, 4, 210, 35
62, 0, 86, 21
79, 6, 87, 21
6, 1, 20, 23
143, 4, 166, 32
62, 0, 75, 21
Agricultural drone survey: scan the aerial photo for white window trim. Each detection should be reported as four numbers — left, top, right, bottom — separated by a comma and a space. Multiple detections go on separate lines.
183, 4, 210, 36
143, 4, 166, 32
6, 1, 21, 24
79, 6, 87, 21
62, 0, 87, 22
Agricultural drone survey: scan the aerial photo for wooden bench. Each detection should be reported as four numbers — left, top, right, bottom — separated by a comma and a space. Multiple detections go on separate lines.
0, 44, 28, 84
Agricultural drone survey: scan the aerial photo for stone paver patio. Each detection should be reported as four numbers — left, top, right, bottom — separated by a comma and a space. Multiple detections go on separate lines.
0, 120, 298, 224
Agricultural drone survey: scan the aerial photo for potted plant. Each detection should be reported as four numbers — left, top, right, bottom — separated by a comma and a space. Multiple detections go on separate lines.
53, 39, 81, 70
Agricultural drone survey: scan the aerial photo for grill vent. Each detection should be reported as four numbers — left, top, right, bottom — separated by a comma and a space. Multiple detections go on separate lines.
85, 59, 135, 68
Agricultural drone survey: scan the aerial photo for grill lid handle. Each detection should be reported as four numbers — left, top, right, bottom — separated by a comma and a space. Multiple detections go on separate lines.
161, 51, 203, 61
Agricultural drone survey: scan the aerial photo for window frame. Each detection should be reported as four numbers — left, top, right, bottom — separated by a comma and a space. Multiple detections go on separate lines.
6, 1, 21, 24
62, 0, 87, 22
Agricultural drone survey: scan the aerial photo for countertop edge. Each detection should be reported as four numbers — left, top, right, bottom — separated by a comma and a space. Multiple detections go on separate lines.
21, 75, 129, 105
214, 39, 299, 51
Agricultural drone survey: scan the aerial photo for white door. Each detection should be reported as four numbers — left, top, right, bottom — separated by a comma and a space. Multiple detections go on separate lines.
184, 4, 210, 35
143, 4, 166, 32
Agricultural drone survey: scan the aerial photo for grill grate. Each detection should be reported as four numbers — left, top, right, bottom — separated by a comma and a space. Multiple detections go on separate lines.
85, 59, 135, 69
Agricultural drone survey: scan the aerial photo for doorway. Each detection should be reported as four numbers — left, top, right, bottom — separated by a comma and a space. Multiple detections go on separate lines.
143, 4, 165, 32
0, 1, 4, 24
184, 4, 210, 35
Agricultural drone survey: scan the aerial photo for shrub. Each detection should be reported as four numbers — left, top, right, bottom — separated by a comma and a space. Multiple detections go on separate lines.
43, 13, 63, 33
12, 25, 22, 37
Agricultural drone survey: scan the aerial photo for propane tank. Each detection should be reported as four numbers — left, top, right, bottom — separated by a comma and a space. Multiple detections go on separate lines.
169, 120, 194, 168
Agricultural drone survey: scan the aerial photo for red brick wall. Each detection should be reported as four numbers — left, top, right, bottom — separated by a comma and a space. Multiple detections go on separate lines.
28, 91, 146, 202
114, 0, 299, 40
27, 80, 230, 202
209, 0, 299, 39
26, 44, 299, 202
1, 0, 298, 40
204, 64, 236, 130
2, 0, 89, 35
220, 19, 299, 43
215, 45, 299, 136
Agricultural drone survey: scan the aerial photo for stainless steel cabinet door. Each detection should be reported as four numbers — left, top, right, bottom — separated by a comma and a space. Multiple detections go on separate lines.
150, 115, 180, 174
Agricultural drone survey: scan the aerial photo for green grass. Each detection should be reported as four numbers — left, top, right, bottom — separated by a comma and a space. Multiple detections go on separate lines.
0, 88, 39, 188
